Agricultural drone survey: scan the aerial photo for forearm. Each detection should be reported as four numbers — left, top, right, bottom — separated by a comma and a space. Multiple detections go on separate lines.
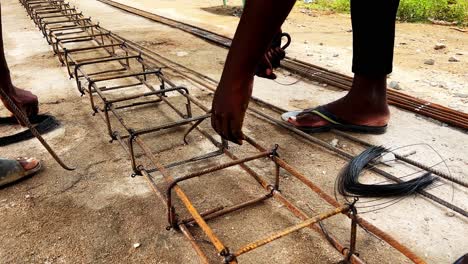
218, 0, 295, 88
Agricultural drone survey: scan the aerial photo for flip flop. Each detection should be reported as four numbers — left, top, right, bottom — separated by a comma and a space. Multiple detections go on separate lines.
0, 157, 42, 187
281, 106, 387, 134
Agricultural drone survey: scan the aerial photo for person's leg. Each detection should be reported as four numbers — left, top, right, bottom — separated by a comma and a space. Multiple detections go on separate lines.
0, 3, 39, 117
291, 0, 400, 128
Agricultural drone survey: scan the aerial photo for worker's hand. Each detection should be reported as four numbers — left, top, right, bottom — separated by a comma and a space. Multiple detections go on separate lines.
255, 30, 287, 80
1, 87, 39, 125
211, 79, 253, 145
255, 46, 286, 80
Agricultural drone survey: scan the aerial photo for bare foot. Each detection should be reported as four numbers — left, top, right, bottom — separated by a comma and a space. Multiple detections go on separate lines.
289, 74, 390, 127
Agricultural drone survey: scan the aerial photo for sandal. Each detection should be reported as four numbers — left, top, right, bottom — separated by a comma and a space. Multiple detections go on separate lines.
0, 157, 42, 187
281, 106, 387, 134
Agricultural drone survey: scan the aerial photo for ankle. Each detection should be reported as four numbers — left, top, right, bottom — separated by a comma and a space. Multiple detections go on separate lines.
348, 74, 387, 103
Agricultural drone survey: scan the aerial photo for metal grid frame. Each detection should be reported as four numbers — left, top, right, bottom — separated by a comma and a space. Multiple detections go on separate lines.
18, 1, 428, 263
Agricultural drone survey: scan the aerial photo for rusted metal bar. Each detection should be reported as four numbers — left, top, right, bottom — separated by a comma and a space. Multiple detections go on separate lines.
106, 86, 189, 104
179, 224, 211, 264
133, 114, 210, 137
134, 137, 231, 259
221, 149, 365, 264
229, 205, 349, 261
182, 195, 272, 227
165, 150, 274, 228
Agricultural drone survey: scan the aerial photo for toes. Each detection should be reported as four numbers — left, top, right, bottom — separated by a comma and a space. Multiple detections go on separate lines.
290, 113, 329, 127
17, 157, 39, 171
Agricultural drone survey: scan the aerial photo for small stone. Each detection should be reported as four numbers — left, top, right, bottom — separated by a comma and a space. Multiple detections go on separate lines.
322, 171, 326, 175
332, 53, 339, 57
448, 56, 459, 62
319, 42, 323, 46
321, 83, 328, 87
389, 81, 401, 90
176, 51, 188, 57
445, 212, 455, 217
304, 40, 309, 44
455, 52, 463, 56
346, 29, 352, 33
434, 43, 446, 50
424, 217, 430, 222
430, 82, 438, 87
307, 53, 313, 57
25, 194, 31, 199
399, 42, 407, 45
453, 93, 468, 98
330, 138, 339, 147
424, 59, 435, 65
133, 243, 141, 248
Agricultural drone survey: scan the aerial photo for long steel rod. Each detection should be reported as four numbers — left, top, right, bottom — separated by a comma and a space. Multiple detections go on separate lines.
232, 205, 349, 258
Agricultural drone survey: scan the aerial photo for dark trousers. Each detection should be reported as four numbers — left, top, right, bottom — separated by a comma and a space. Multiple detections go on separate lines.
351, 0, 400, 75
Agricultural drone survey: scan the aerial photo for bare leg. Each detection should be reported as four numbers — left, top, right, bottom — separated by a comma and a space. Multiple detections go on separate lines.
0, 3, 39, 118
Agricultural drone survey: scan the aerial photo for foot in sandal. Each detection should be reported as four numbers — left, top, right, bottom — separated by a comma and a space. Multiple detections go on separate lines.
282, 75, 390, 134
0, 157, 42, 187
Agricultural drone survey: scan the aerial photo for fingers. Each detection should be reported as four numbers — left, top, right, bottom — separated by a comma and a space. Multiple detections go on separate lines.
228, 116, 244, 145
269, 47, 285, 68
256, 46, 286, 79
211, 111, 243, 145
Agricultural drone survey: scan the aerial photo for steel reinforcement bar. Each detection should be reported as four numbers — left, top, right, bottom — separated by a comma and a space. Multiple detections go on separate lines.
19, 0, 429, 263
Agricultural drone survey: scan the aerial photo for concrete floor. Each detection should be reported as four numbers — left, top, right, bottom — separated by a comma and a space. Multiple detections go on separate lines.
0, 0, 467, 263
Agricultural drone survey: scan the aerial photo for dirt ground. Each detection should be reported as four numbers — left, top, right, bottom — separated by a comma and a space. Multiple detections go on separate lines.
0, 0, 467, 263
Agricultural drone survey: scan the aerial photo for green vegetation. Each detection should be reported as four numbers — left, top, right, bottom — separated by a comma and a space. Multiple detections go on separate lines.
297, 0, 468, 24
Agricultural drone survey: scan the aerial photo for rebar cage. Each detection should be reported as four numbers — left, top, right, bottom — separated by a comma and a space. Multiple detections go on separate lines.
17, 1, 428, 263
